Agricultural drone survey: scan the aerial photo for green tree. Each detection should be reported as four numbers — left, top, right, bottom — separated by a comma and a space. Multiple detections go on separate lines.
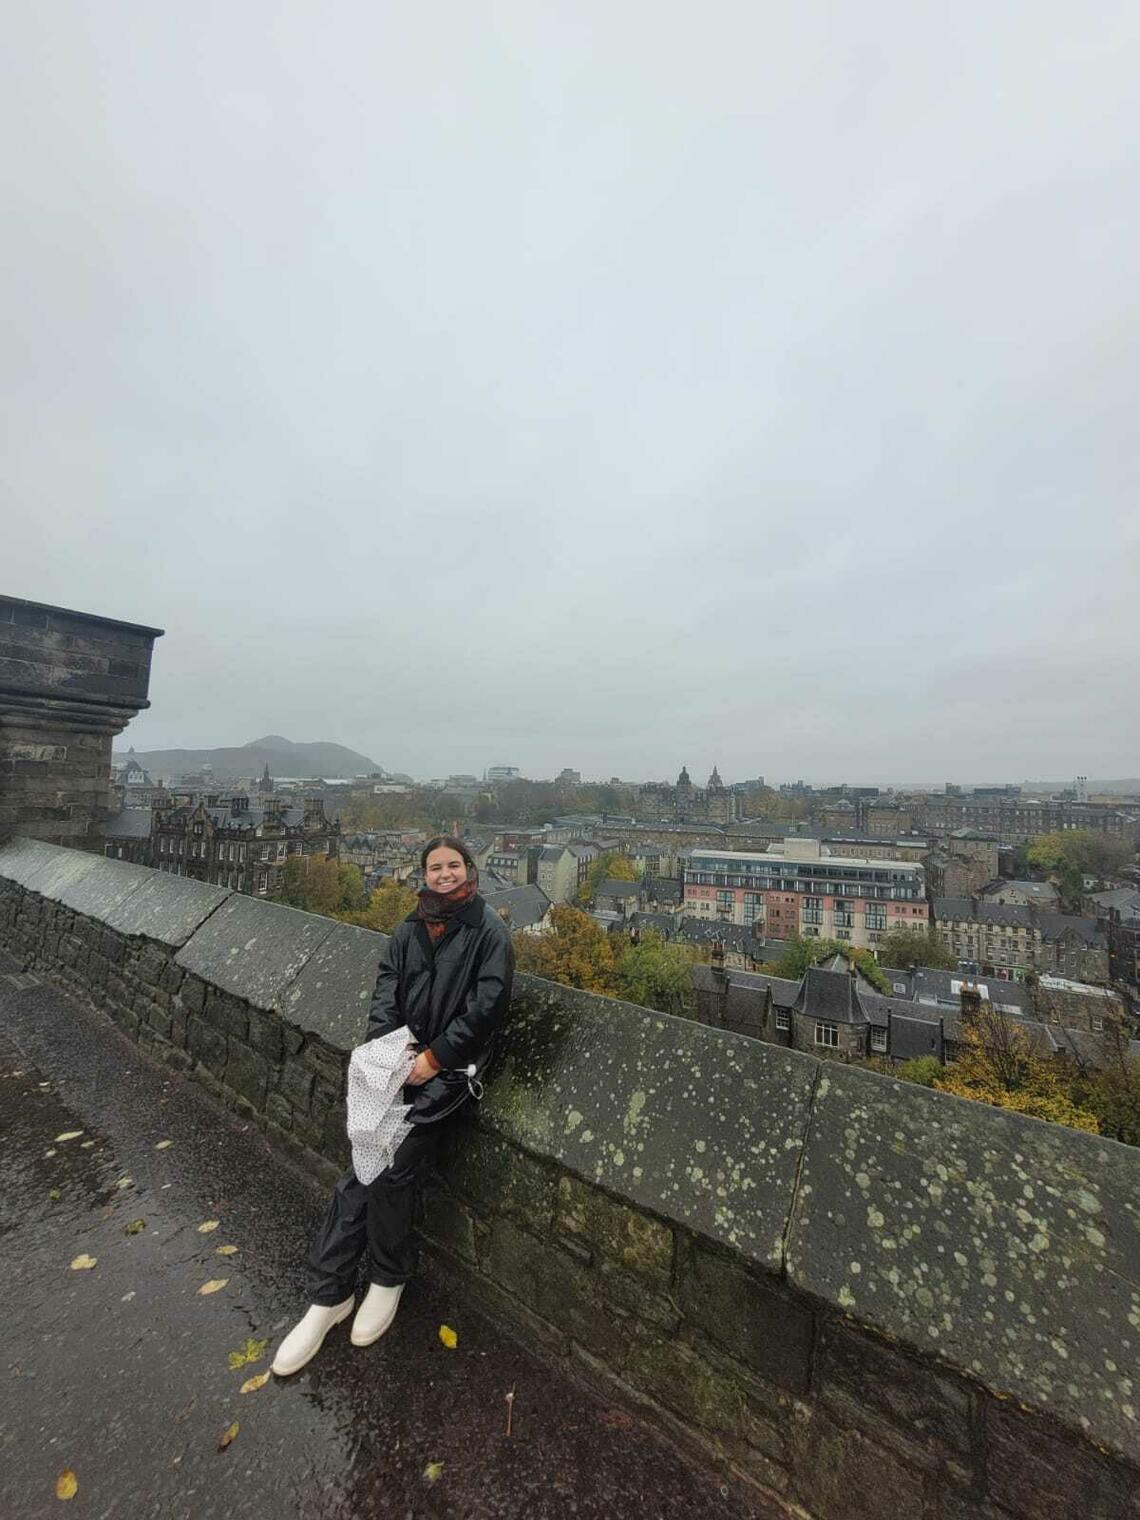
1026, 830, 1134, 888
274, 855, 367, 917
875, 927, 957, 972
761, 935, 892, 994
615, 931, 696, 1017
513, 904, 620, 995
896, 1055, 943, 1088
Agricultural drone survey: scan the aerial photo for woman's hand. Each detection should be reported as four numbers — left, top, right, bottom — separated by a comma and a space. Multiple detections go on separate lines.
406, 1051, 438, 1086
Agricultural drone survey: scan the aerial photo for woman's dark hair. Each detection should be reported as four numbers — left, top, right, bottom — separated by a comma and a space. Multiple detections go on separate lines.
420, 835, 476, 873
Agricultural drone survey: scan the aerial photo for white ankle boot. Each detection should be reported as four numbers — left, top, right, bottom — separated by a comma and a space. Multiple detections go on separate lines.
271, 1295, 355, 1377
350, 1282, 404, 1346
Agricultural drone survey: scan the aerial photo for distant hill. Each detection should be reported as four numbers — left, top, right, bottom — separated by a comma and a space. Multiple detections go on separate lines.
113, 735, 383, 782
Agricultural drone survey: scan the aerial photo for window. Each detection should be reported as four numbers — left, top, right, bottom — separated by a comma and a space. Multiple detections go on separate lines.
815, 1021, 839, 1048
871, 1027, 887, 1053
775, 1009, 791, 1031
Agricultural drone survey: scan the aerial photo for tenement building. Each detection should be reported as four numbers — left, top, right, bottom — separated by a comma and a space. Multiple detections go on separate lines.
151, 794, 339, 896
932, 896, 1108, 982
682, 838, 929, 949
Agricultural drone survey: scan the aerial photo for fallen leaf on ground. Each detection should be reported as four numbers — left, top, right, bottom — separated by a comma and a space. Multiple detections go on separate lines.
80, 1141, 94, 1149
227, 1338, 268, 1369
155, 1139, 173, 1150
55, 1470, 78, 1500
240, 1372, 270, 1394
438, 1325, 458, 1350
69, 1255, 97, 1271
423, 1462, 444, 1483
217, 1422, 239, 1451
215, 1245, 239, 1256
44, 1149, 57, 1158
125, 1219, 146, 1236
49, 1189, 61, 1201
197, 1220, 220, 1234
115, 1177, 132, 1190
121, 1292, 136, 1302
55, 1131, 83, 1143
198, 1278, 229, 1295
598, 1409, 635, 1430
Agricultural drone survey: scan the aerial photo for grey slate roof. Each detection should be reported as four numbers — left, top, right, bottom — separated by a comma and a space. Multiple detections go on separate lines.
596, 879, 641, 900
794, 966, 859, 1023
982, 879, 1060, 902
644, 877, 682, 904
105, 810, 152, 840
482, 884, 551, 931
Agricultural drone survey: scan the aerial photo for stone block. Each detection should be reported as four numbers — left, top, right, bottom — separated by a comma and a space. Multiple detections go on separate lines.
266, 1093, 293, 1129
187, 1015, 227, 1076
484, 1216, 628, 1364
224, 1042, 269, 1109
246, 1009, 284, 1062
277, 1061, 315, 1115
441, 1128, 557, 1229
677, 1241, 812, 1394
597, 1266, 679, 1331
622, 1331, 745, 1438
278, 920, 386, 1045
175, 894, 336, 1011
180, 975, 207, 1015
421, 1187, 478, 1264
481, 973, 819, 1271
815, 1319, 976, 1478
787, 1403, 928, 1520
204, 988, 249, 1042
100, 870, 230, 947
984, 1400, 1140, 1520
147, 1005, 173, 1041
786, 1061, 1140, 1460
556, 1174, 673, 1280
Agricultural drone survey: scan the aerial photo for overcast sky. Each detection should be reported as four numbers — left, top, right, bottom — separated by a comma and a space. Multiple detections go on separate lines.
3, 2, 1138, 785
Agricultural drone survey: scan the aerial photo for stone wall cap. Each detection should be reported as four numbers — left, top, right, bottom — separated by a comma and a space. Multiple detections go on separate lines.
0, 594, 165, 638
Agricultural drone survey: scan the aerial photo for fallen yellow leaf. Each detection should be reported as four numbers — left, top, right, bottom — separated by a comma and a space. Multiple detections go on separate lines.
198, 1278, 229, 1295
438, 1325, 458, 1350
55, 1131, 83, 1143
55, 1469, 78, 1500
424, 1461, 444, 1483
197, 1220, 220, 1234
70, 1255, 97, 1271
125, 1219, 146, 1236
215, 1244, 239, 1256
227, 1337, 268, 1369
155, 1139, 173, 1150
49, 1189, 61, 1201
217, 1422, 239, 1451
115, 1177, 133, 1190
44, 1149, 57, 1158
240, 1372, 270, 1394
80, 1141, 94, 1149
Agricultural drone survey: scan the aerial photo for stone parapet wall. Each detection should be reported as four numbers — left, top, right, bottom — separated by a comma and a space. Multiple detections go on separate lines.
1, 838, 1138, 1520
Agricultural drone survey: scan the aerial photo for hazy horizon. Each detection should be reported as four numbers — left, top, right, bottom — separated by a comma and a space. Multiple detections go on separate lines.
5, 1, 1138, 782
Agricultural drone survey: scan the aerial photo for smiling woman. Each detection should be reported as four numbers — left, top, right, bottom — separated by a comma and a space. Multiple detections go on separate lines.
270, 835, 515, 1377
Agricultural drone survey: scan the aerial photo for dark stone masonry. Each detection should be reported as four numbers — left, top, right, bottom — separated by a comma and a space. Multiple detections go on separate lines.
0, 596, 162, 852
1, 836, 1138, 1520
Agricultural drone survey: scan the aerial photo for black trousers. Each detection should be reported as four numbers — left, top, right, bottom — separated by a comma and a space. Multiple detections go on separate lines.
307, 1119, 447, 1305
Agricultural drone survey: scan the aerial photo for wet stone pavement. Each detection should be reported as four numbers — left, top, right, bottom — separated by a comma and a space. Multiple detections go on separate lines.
0, 953, 779, 1520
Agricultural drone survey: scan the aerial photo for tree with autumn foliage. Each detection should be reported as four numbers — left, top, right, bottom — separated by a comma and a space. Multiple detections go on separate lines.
874, 927, 957, 972
273, 854, 368, 917
339, 879, 418, 933
577, 853, 639, 907
513, 904, 620, 995
934, 1002, 1099, 1133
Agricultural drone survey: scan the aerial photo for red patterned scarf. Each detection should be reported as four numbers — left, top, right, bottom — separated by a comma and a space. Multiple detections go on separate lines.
415, 871, 479, 943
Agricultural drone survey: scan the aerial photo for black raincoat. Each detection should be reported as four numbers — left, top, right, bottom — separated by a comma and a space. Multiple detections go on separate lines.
364, 895, 515, 1125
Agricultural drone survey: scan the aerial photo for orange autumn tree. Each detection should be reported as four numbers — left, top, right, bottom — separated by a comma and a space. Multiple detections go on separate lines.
935, 1001, 1099, 1134
513, 904, 620, 995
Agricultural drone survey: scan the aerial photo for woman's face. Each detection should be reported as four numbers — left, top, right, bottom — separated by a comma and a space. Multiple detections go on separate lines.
425, 847, 468, 893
